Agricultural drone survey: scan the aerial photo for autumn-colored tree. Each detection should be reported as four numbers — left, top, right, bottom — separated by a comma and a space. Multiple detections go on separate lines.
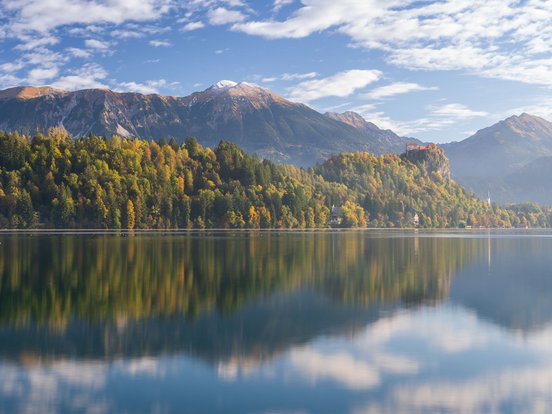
0, 130, 547, 229
125, 199, 135, 230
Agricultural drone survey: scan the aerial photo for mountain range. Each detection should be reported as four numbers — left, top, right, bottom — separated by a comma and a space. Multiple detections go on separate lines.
1, 82, 552, 205
0, 81, 415, 166
442, 113, 552, 205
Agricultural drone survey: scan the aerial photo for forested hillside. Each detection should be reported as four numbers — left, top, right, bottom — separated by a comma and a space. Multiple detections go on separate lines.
0, 129, 550, 229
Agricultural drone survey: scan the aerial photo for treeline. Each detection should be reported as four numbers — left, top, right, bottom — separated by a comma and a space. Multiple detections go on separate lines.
315, 149, 552, 228
0, 128, 550, 228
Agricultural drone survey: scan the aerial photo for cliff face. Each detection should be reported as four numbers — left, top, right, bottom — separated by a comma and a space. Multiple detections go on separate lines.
402, 145, 451, 182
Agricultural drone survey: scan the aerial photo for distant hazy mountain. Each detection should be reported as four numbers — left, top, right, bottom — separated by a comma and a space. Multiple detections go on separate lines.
442, 113, 552, 205
0, 82, 414, 165
443, 113, 552, 177
459, 156, 552, 205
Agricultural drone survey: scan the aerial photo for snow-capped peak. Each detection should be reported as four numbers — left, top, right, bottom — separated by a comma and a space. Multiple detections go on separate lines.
211, 80, 238, 89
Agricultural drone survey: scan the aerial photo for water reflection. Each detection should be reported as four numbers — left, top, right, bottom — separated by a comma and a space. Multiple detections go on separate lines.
0, 231, 551, 413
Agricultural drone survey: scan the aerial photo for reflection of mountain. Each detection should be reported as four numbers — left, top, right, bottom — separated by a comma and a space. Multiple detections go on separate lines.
450, 237, 552, 332
0, 232, 476, 364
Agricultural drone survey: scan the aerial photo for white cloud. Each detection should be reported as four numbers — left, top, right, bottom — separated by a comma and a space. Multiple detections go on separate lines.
0, 47, 70, 88
353, 111, 405, 134
4, 0, 172, 35
323, 101, 353, 112
27, 67, 59, 84
363, 82, 437, 100
273, 0, 294, 12
182, 21, 205, 31
286, 69, 381, 103
262, 71, 318, 82
207, 7, 246, 25
84, 39, 110, 50
501, 96, 552, 123
111, 29, 143, 39
51, 63, 109, 90
233, 1, 344, 39
0, 61, 25, 73
111, 24, 169, 40
431, 103, 488, 119
66, 47, 92, 59
14, 35, 59, 51
149, 40, 172, 47
230, 0, 552, 87
116, 79, 179, 94
348, 101, 489, 136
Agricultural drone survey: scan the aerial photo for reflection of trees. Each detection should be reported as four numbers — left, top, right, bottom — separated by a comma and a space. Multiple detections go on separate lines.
0, 232, 481, 328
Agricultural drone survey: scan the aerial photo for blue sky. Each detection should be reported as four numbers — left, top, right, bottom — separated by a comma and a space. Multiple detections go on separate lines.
1, 0, 552, 143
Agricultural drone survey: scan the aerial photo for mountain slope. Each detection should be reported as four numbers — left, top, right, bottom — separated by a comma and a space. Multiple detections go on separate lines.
443, 113, 552, 177
0, 83, 411, 165
324, 111, 420, 153
459, 156, 552, 205
442, 113, 552, 204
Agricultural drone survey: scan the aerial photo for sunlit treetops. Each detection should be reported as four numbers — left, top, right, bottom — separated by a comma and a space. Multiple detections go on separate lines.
0, 128, 549, 229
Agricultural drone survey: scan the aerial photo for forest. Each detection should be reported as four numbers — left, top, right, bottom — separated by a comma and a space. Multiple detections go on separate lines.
0, 128, 550, 229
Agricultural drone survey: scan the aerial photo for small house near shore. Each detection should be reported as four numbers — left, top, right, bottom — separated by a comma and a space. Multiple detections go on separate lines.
330, 205, 342, 226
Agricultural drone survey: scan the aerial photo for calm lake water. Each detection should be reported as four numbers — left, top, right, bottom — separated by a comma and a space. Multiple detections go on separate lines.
1, 230, 552, 414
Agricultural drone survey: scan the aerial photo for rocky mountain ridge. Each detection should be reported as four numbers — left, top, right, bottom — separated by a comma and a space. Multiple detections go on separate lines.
442, 113, 552, 205
0, 83, 415, 166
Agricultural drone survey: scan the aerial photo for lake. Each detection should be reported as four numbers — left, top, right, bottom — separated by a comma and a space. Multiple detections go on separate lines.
1, 230, 552, 413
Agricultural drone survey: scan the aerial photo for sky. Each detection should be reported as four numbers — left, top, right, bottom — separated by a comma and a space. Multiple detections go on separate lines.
1, 0, 552, 143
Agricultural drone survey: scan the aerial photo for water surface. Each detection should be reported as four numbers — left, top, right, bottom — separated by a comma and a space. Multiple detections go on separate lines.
1, 230, 551, 413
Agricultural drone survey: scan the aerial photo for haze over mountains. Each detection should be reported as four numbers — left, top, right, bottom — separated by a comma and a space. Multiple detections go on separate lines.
443, 113, 552, 205
1, 83, 552, 205
0, 82, 414, 166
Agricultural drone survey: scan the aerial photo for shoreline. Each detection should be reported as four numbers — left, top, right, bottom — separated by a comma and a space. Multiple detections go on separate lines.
0, 227, 548, 235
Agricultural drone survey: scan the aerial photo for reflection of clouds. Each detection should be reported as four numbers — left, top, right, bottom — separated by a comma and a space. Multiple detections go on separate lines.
116, 357, 165, 377
358, 307, 492, 354
349, 309, 552, 414
0, 360, 108, 414
288, 305, 552, 411
0, 357, 166, 414
354, 364, 552, 414
251, 411, 308, 414
217, 355, 267, 381
521, 324, 552, 353
290, 349, 381, 390
373, 352, 419, 375
4, 306, 552, 413
51, 360, 106, 387
288, 348, 420, 391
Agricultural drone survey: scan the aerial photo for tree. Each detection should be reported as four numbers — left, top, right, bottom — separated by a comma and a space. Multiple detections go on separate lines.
247, 205, 260, 228
125, 199, 135, 230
